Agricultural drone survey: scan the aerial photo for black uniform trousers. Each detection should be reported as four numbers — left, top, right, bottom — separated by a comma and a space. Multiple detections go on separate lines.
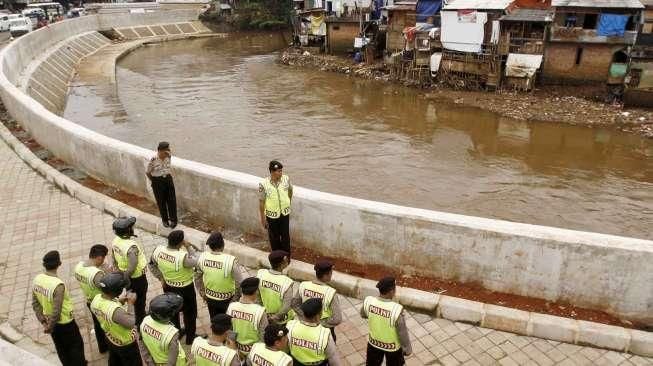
128, 274, 148, 326
108, 342, 142, 366
151, 175, 177, 224
206, 297, 231, 319
164, 283, 197, 345
51, 320, 86, 366
266, 214, 291, 253
366, 343, 405, 366
86, 302, 108, 353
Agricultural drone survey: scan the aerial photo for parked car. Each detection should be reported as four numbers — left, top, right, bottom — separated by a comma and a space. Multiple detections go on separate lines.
21, 8, 45, 28
67, 7, 86, 18
9, 16, 33, 38
1, 13, 25, 32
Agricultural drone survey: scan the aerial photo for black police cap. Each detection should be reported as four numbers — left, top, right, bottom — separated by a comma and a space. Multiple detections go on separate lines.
43, 250, 61, 267
268, 160, 283, 171
157, 141, 170, 151
300, 298, 323, 318
376, 276, 396, 294
240, 277, 260, 294
269, 250, 290, 267
168, 230, 184, 246
314, 260, 334, 273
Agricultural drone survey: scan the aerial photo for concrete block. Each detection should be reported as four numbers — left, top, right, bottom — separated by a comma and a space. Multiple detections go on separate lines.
103, 199, 125, 218
136, 212, 159, 234
482, 304, 529, 335
118, 205, 142, 220
85, 190, 106, 212
577, 320, 630, 352
225, 243, 263, 269
396, 287, 439, 313
528, 313, 577, 344
73, 185, 96, 206
286, 260, 315, 282
438, 296, 484, 325
330, 271, 359, 298
0, 338, 52, 366
183, 227, 208, 250
356, 278, 379, 300
629, 329, 653, 357
0, 323, 23, 343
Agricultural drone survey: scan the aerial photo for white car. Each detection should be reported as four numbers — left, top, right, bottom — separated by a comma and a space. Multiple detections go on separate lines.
9, 17, 33, 38
0, 13, 24, 32
67, 7, 86, 18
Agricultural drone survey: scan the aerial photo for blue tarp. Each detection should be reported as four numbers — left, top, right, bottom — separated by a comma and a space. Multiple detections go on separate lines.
416, 0, 441, 23
597, 14, 630, 37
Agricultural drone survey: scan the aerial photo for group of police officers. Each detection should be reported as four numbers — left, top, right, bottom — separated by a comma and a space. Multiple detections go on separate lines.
31, 159, 412, 366
31, 217, 412, 366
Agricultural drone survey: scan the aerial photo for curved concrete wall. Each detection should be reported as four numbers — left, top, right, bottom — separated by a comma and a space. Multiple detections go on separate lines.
1, 13, 652, 323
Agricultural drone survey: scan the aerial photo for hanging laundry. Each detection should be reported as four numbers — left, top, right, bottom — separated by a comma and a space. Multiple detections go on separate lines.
491, 20, 500, 44
309, 14, 326, 36
597, 14, 630, 37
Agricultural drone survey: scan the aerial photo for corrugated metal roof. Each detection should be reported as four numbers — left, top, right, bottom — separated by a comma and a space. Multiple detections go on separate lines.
501, 8, 553, 21
442, 0, 514, 10
552, 0, 644, 8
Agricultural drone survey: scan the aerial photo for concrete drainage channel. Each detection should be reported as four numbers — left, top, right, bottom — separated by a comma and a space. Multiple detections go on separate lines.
1, 120, 652, 359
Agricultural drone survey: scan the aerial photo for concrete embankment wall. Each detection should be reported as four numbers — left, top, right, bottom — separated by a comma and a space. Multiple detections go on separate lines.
1, 12, 652, 323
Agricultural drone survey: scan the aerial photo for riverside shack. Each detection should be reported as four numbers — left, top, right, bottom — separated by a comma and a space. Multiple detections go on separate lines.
543, 0, 644, 84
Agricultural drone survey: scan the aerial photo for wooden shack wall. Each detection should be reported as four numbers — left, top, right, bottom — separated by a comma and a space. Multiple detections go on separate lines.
327, 22, 360, 54
386, 10, 415, 52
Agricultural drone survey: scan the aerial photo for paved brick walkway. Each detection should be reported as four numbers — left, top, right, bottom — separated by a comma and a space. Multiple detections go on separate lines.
0, 138, 651, 366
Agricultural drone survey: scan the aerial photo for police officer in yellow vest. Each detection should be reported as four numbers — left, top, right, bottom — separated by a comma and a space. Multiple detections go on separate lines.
74, 244, 109, 354
257, 250, 295, 324
138, 293, 187, 365
91, 272, 141, 366
246, 324, 293, 366
32, 250, 86, 366
259, 160, 293, 253
195, 231, 249, 319
287, 298, 342, 366
112, 216, 149, 325
360, 277, 412, 366
190, 314, 240, 366
149, 229, 199, 344
292, 260, 342, 341
226, 277, 268, 359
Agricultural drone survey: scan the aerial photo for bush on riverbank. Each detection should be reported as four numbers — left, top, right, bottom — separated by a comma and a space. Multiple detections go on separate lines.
201, 0, 292, 30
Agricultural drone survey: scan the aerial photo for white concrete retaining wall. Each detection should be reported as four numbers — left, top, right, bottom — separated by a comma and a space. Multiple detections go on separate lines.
1, 12, 652, 323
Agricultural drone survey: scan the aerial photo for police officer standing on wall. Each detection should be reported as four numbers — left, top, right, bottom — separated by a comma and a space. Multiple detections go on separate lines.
259, 160, 293, 253
138, 293, 187, 365
293, 260, 342, 341
90, 272, 141, 366
32, 251, 87, 366
287, 298, 342, 366
257, 250, 295, 324
74, 244, 110, 354
361, 277, 412, 366
111, 216, 149, 326
149, 229, 199, 345
146, 141, 178, 228
195, 231, 249, 319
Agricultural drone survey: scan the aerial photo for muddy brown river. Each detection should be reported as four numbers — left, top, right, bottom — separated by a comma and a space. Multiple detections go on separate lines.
64, 33, 653, 240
